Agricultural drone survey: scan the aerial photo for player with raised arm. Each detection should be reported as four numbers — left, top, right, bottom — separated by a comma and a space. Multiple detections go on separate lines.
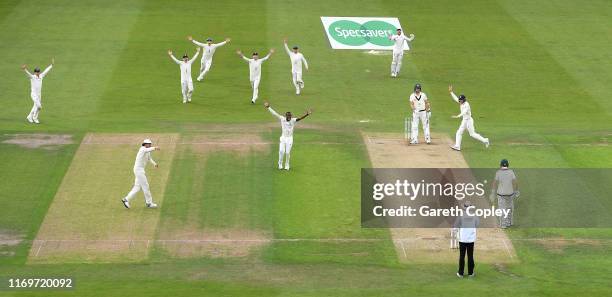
388, 28, 414, 78
264, 101, 312, 171
448, 85, 490, 151
237, 49, 274, 104
187, 35, 230, 81
283, 37, 309, 95
121, 139, 160, 209
168, 48, 200, 103
21, 58, 54, 124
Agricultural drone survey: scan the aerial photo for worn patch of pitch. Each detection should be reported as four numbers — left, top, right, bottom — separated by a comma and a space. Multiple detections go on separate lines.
28, 133, 178, 264
362, 132, 517, 264
2, 134, 73, 149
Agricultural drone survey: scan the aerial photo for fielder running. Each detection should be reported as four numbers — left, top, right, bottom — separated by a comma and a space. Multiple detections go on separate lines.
263, 101, 312, 170
21, 58, 54, 124
388, 28, 414, 78
409, 83, 431, 144
283, 37, 309, 95
168, 48, 200, 103
237, 49, 274, 103
187, 35, 230, 81
448, 85, 490, 151
121, 139, 160, 209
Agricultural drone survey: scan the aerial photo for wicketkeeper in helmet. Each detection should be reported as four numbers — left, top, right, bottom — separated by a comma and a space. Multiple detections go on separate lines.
409, 83, 431, 144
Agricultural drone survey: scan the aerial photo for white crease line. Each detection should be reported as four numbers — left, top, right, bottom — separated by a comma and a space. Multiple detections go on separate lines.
34, 240, 44, 257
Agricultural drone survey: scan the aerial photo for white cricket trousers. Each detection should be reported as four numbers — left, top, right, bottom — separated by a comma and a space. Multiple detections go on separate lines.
124, 169, 153, 204
411, 110, 430, 143
251, 78, 260, 102
391, 50, 404, 74
197, 59, 212, 80
28, 93, 42, 120
292, 71, 303, 93
455, 117, 487, 149
278, 136, 293, 168
181, 79, 194, 102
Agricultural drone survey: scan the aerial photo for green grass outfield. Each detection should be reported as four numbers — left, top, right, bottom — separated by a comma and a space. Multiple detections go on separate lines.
0, 0, 611, 296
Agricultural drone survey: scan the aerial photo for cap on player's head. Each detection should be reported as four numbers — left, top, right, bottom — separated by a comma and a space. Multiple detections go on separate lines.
142, 139, 153, 146
458, 94, 467, 102
34, 67, 41, 73
500, 159, 509, 168
292, 45, 299, 50
414, 83, 422, 91
206, 37, 213, 42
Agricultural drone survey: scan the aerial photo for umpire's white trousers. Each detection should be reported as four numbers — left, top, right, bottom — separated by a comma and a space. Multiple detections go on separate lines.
278, 136, 293, 168
391, 50, 404, 74
197, 58, 213, 80
251, 78, 260, 102
124, 169, 153, 204
181, 79, 194, 102
455, 117, 487, 149
28, 92, 42, 120
411, 110, 430, 143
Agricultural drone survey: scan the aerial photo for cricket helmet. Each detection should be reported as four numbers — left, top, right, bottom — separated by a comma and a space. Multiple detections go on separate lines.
500, 159, 509, 168
206, 37, 213, 42
458, 94, 467, 102
414, 83, 422, 91
34, 67, 41, 73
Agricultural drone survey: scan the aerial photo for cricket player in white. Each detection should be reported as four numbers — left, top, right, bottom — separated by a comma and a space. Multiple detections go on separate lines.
409, 83, 431, 144
448, 85, 490, 151
388, 28, 414, 77
283, 37, 309, 95
122, 139, 160, 209
187, 35, 230, 81
237, 49, 274, 103
264, 101, 312, 170
21, 58, 54, 124
168, 48, 200, 103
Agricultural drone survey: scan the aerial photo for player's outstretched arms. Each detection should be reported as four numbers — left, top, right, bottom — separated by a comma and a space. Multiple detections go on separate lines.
264, 101, 284, 120
408, 33, 415, 41
168, 50, 180, 64
296, 108, 312, 121
189, 47, 200, 63
448, 84, 460, 103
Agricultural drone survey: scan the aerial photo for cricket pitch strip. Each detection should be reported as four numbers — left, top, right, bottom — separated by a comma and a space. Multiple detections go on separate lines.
28, 133, 179, 263
362, 132, 517, 264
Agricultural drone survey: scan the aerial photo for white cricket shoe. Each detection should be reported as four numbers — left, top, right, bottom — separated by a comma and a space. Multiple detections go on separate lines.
391, 72, 396, 77
121, 198, 130, 209
146, 202, 158, 209
468, 273, 475, 278
456, 272, 464, 278
284, 165, 290, 171
426, 140, 431, 144
296, 88, 300, 95
182, 99, 187, 104
484, 139, 490, 148
450, 145, 461, 151
410, 140, 418, 145
26, 116, 34, 123
33, 119, 40, 124
299, 81, 304, 89
278, 164, 283, 170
